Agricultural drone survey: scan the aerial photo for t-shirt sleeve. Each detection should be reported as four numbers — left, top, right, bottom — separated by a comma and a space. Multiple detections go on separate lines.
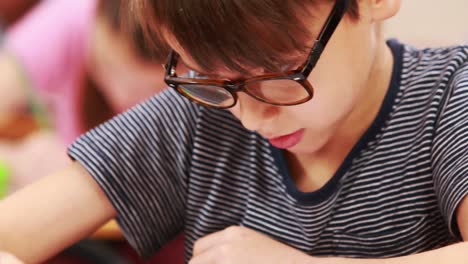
3, 0, 96, 92
432, 51, 468, 240
68, 89, 199, 258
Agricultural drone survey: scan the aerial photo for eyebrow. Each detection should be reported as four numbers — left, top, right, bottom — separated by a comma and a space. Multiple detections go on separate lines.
178, 58, 209, 75
180, 53, 306, 81
181, 60, 233, 80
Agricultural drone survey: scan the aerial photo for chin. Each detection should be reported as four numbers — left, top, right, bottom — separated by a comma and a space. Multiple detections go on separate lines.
288, 134, 330, 155
287, 142, 324, 155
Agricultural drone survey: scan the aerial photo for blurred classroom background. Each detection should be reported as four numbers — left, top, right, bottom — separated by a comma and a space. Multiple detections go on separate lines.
0, 0, 181, 263
2, 0, 467, 47
0, 0, 37, 26
385, 0, 468, 46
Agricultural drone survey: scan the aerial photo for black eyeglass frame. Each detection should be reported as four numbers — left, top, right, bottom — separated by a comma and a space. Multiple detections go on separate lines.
164, 0, 350, 109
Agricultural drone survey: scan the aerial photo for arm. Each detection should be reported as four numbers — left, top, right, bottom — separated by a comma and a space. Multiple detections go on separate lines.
0, 131, 71, 192
0, 162, 116, 263
0, 51, 28, 112
457, 195, 468, 240
0, 251, 24, 264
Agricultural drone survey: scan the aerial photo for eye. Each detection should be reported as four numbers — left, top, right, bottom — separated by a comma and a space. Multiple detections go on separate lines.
280, 61, 302, 72
188, 70, 210, 79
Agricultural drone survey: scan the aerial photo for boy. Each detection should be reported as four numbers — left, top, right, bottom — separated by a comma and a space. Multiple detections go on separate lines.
1, 0, 467, 263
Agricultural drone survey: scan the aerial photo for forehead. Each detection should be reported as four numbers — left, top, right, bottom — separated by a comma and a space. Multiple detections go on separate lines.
158, 5, 325, 75
156, 0, 339, 79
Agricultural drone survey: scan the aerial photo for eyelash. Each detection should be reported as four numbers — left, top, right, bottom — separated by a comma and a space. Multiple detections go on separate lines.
188, 70, 209, 79
186, 61, 300, 81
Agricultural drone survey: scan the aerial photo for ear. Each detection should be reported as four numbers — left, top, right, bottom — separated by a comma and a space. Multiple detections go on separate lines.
367, 0, 401, 22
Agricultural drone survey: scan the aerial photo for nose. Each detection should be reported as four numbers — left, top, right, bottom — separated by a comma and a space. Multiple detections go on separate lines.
234, 93, 279, 132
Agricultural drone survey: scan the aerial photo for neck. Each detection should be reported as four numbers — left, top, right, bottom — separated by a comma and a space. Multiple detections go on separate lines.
333, 41, 393, 150
288, 40, 394, 185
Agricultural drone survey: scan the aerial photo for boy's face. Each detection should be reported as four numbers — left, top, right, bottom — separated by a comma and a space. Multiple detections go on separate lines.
89, 18, 167, 113
171, 1, 398, 155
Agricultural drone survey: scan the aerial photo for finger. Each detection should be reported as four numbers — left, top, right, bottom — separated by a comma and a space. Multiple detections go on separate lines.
0, 252, 25, 264
189, 247, 218, 264
193, 230, 225, 257
193, 226, 240, 257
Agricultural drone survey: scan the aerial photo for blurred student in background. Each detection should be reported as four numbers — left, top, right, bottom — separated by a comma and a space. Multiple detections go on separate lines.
0, 0, 182, 262
0, 0, 166, 191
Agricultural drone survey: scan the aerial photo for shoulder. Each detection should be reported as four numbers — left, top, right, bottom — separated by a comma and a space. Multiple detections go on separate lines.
401, 43, 467, 79
395, 42, 467, 105
376, 42, 467, 156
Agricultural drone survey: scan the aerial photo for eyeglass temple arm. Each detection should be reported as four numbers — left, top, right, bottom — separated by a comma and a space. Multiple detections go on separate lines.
302, 0, 350, 76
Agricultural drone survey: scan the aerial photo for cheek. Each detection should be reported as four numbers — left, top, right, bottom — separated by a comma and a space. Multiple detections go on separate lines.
97, 72, 160, 112
299, 46, 373, 128
292, 82, 360, 129
229, 105, 241, 119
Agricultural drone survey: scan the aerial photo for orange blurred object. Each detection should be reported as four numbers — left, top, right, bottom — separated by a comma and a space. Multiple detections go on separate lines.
0, 112, 38, 140
0, 113, 124, 241
90, 220, 124, 240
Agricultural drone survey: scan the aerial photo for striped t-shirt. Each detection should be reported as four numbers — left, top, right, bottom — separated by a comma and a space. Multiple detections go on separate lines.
68, 40, 468, 260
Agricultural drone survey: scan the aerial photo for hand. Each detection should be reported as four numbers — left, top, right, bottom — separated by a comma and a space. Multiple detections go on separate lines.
0, 252, 24, 264
190, 226, 313, 264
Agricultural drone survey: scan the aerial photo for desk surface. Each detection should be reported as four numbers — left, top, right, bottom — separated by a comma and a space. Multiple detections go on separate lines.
90, 220, 124, 240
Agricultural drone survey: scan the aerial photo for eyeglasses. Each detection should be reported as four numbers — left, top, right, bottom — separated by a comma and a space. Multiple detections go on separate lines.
164, 0, 349, 109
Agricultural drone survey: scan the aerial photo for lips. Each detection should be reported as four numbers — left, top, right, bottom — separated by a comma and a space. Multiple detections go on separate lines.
268, 129, 305, 149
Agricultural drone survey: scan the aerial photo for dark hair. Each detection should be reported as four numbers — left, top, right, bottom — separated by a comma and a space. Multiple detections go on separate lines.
0, 0, 38, 26
121, 0, 359, 73
99, 0, 163, 61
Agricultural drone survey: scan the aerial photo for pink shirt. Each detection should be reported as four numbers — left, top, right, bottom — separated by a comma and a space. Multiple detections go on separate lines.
5, 0, 184, 263
4, 1, 185, 262
5, 0, 97, 145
